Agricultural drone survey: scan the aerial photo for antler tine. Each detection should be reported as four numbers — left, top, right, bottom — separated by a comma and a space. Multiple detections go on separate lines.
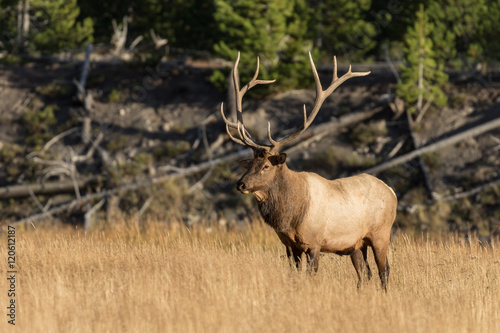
267, 53, 370, 153
240, 56, 276, 95
221, 102, 248, 146
233, 52, 241, 96
325, 61, 370, 96
309, 51, 323, 98
333, 55, 338, 81
220, 102, 237, 128
267, 122, 277, 146
266, 105, 306, 150
238, 123, 272, 150
225, 123, 246, 146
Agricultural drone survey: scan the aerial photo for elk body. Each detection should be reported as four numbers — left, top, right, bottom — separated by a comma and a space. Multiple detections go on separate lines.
221, 53, 397, 290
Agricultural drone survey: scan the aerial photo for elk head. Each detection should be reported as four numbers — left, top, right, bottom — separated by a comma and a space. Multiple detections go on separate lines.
221, 52, 370, 193
236, 148, 287, 194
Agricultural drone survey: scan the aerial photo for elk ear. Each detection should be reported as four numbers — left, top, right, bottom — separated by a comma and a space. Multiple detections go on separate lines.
238, 159, 252, 169
269, 153, 287, 166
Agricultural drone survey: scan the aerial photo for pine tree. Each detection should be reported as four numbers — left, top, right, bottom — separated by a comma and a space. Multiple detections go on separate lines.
426, 0, 489, 68
311, 0, 375, 62
479, 0, 500, 62
213, 0, 315, 92
396, 4, 448, 119
30, 0, 93, 54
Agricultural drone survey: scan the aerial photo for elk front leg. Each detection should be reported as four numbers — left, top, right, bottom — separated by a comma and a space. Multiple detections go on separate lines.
306, 248, 320, 274
286, 246, 302, 270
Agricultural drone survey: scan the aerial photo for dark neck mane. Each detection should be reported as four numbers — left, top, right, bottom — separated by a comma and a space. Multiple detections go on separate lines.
255, 166, 309, 232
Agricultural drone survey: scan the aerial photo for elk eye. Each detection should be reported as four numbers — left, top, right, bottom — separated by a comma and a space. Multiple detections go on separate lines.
262, 165, 270, 171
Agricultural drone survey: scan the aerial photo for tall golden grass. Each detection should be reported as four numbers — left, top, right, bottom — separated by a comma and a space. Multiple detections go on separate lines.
1, 218, 499, 333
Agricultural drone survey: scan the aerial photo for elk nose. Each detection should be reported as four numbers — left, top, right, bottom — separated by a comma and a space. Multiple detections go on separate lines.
236, 181, 246, 192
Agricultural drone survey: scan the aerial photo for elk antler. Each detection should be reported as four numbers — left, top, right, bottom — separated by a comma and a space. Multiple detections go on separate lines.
221, 52, 370, 153
220, 52, 275, 150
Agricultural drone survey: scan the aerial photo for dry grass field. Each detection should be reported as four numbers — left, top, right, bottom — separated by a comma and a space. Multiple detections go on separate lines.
1, 219, 500, 333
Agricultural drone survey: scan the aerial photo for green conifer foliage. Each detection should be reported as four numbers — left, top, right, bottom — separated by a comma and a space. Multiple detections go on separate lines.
213, 0, 316, 93
396, 5, 448, 117
31, 0, 93, 54
312, 0, 376, 62
427, 0, 489, 68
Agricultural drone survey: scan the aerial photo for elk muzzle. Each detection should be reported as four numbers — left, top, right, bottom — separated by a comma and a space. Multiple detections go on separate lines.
236, 180, 249, 193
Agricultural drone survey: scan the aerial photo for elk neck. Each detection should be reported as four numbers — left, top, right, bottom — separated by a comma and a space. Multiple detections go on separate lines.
253, 163, 309, 232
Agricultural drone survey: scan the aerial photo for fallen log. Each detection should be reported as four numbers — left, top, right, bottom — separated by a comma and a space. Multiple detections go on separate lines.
363, 115, 500, 175
0, 177, 98, 199
440, 177, 500, 202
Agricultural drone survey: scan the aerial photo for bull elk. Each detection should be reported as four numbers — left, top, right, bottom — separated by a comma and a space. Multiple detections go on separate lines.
220, 52, 397, 290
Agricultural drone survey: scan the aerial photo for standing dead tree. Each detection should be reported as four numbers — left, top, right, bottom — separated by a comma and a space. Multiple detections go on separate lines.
73, 43, 93, 144
16, 0, 30, 52
111, 16, 129, 55
109, 16, 167, 60
406, 109, 434, 200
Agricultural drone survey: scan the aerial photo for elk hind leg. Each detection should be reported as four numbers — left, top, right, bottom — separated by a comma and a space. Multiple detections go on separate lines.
350, 248, 370, 289
372, 241, 390, 291
361, 243, 372, 281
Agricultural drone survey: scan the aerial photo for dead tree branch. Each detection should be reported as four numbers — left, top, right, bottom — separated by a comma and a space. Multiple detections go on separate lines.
84, 198, 105, 231
364, 116, 500, 175
74, 44, 93, 144
111, 16, 128, 54
189, 114, 217, 193
150, 29, 168, 49
0, 177, 97, 199
128, 36, 143, 51
440, 177, 500, 202
29, 127, 80, 157
137, 197, 153, 226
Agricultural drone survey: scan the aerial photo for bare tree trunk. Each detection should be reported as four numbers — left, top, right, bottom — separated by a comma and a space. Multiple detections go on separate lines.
76, 44, 93, 144
406, 110, 433, 200
22, 0, 29, 42
417, 60, 424, 114
111, 16, 128, 55
16, 0, 29, 52
16, 2, 22, 47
